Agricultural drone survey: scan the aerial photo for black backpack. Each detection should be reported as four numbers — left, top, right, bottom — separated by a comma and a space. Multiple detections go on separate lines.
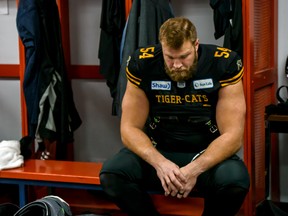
0, 203, 19, 215
265, 85, 288, 115
13, 195, 72, 216
257, 200, 288, 216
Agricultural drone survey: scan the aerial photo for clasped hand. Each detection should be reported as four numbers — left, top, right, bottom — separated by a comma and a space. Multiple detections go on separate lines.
155, 160, 197, 198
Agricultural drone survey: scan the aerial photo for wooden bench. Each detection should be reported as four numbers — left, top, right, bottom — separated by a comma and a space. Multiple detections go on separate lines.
0, 159, 204, 216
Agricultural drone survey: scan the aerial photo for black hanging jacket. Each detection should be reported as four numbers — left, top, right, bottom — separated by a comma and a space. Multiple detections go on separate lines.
98, 0, 126, 106
210, 0, 243, 58
16, 0, 82, 158
113, 0, 174, 116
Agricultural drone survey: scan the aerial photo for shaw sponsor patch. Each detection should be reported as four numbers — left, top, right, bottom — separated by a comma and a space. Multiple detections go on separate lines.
151, 81, 171, 90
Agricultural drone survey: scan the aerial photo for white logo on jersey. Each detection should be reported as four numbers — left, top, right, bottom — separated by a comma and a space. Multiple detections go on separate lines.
237, 59, 242, 71
151, 81, 171, 90
177, 81, 186, 88
193, 79, 214, 89
126, 56, 131, 66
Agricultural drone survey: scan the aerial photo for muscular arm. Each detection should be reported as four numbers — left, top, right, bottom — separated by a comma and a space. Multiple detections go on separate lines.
120, 81, 163, 165
121, 81, 186, 195
200, 79, 246, 165
180, 80, 246, 197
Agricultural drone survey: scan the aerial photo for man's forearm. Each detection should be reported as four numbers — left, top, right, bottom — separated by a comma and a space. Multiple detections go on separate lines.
121, 127, 167, 167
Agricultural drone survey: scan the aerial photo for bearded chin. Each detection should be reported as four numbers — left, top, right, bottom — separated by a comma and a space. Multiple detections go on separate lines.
165, 62, 197, 82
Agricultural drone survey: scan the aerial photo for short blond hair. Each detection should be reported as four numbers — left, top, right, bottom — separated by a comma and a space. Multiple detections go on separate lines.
159, 17, 197, 49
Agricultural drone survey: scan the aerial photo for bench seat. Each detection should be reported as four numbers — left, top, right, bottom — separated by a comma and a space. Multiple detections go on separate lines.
0, 159, 102, 184
0, 159, 204, 215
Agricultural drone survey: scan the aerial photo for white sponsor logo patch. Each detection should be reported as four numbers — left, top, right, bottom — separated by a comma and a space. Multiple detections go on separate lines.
193, 78, 214, 89
151, 81, 171, 90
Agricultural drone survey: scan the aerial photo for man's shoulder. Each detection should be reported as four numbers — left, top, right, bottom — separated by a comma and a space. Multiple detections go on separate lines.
126, 44, 164, 87
199, 44, 241, 68
128, 44, 163, 72
199, 44, 239, 58
198, 44, 243, 84
132, 44, 163, 62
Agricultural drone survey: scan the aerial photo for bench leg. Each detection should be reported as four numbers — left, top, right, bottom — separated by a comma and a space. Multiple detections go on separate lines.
18, 183, 26, 207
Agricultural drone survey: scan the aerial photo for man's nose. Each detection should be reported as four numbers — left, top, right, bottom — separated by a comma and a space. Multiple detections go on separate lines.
173, 59, 183, 69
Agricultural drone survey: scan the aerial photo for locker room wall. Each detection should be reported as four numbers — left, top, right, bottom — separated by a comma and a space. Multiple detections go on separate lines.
0, 0, 287, 201
0, 0, 21, 140
277, 0, 288, 202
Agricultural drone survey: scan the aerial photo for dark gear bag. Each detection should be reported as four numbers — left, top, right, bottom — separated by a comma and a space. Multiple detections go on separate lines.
265, 85, 288, 115
0, 203, 19, 216
276, 85, 288, 106
257, 200, 288, 216
13, 195, 72, 216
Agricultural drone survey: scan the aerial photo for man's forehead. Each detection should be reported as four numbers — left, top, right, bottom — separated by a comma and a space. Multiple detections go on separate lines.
162, 41, 194, 57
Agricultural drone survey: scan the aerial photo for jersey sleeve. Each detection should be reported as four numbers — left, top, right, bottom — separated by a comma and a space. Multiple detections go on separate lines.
125, 45, 160, 89
219, 53, 244, 87
125, 49, 144, 88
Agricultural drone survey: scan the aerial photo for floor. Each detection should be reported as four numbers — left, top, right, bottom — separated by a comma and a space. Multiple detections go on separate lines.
55, 188, 204, 216
0, 185, 253, 216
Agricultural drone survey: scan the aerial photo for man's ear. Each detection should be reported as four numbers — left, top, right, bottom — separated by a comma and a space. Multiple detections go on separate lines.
195, 39, 200, 51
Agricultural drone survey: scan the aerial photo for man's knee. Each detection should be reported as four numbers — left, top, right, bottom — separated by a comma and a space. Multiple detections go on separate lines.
218, 185, 249, 200
100, 172, 122, 198
213, 158, 250, 190
202, 185, 249, 216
